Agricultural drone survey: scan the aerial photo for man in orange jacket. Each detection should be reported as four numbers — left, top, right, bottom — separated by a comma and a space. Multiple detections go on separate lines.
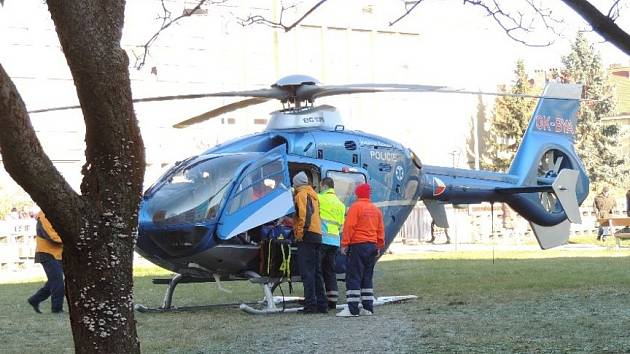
337, 183, 384, 317
27, 211, 64, 313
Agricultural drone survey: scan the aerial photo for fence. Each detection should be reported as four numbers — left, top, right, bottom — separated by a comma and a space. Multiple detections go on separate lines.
396, 201, 629, 245
0, 219, 36, 271
1, 201, 627, 271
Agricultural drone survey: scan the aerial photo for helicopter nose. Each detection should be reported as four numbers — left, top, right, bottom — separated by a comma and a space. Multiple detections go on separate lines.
137, 201, 218, 259
161, 225, 212, 256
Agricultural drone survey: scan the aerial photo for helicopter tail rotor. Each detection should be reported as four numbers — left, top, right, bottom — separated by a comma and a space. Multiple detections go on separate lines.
501, 82, 588, 249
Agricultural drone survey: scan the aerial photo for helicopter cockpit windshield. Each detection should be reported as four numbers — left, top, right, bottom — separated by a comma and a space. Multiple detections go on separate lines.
142, 154, 252, 226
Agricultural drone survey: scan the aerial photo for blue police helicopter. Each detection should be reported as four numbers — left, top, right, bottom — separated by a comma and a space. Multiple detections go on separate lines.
129, 74, 587, 313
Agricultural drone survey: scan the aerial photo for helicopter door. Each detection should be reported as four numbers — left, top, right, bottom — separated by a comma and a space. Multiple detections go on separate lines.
217, 145, 294, 240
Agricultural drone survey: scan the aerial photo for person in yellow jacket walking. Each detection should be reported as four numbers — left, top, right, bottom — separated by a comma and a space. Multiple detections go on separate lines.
318, 177, 346, 310
27, 211, 64, 313
292, 171, 327, 314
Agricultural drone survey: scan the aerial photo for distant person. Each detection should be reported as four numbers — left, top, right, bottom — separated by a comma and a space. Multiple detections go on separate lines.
500, 203, 515, 239
18, 208, 29, 219
292, 171, 326, 314
593, 186, 617, 241
429, 220, 451, 244
337, 183, 384, 318
626, 189, 630, 217
27, 211, 64, 313
7, 207, 19, 220
318, 177, 346, 310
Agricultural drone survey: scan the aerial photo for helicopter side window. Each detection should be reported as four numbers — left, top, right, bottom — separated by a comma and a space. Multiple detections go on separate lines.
326, 171, 366, 206
143, 155, 251, 226
228, 159, 285, 214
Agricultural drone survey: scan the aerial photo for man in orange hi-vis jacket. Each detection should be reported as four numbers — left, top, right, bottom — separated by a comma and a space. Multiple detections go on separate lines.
336, 183, 384, 318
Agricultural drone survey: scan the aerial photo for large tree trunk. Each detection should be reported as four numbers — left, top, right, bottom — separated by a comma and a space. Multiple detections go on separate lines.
47, 1, 144, 352
1, 1, 144, 352
63, 213, 140, 353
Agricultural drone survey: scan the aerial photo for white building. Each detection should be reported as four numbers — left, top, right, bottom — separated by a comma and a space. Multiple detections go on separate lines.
0, 1, 518, 203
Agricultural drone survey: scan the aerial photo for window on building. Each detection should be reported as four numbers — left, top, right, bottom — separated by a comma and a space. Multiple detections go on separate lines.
254, 118, 268, 125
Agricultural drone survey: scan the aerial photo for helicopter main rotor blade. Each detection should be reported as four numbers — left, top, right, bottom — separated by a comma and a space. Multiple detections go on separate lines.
296, 84, 449, 100
296, 83, 579, 101
172, 97, 270, 129
27, 88, 286, 114
132, 88, 287, 103
28, 104, 83, 114
28, 77, 583, 118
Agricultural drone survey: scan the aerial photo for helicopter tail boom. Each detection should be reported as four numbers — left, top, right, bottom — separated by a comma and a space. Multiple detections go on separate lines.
419, 82, 587, 249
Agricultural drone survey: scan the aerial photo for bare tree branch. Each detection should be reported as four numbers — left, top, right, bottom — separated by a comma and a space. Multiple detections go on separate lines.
463, 0, 556, 47
607, 0, 621, 20
525, 0, 564, 36
389, 0, 629, 55
238, 3, 298, 30
133, 0, 228, 70
562, 0, 630, 55
389, 0, 424, 26
389, 0, 558, 47
238, 0, 328, 32
0, 64, 82, 232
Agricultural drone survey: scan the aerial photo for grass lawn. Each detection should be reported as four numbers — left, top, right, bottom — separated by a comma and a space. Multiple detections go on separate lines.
569, 233, 623, 247
2, 247, 630, 353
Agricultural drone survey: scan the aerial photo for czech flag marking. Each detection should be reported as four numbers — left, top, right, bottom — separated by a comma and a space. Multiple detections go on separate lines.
432, 177, 446, 196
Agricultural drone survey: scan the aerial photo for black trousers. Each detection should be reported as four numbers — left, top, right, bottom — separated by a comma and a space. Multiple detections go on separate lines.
345, 243, 377, 315
320, 245, 338, 308
297, 242, 327, 311
29, 258, 64, 312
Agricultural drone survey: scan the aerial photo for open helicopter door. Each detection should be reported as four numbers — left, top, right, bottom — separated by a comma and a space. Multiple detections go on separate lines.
217, 145, 295, 240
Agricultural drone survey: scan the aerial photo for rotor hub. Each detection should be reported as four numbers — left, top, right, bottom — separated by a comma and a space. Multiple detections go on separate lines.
272, 74, 320, 88
272, 74, 321, 108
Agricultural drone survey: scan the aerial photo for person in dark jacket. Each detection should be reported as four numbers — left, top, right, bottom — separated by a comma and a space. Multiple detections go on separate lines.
594, 186, 617, 241
27, 211, 64, 313
292, 171, 327, 314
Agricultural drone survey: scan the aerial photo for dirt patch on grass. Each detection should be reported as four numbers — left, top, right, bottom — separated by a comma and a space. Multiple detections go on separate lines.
135, 287, 630, 354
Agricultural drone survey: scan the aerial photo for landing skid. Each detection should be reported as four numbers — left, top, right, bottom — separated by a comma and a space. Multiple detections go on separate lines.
133, 271, 297, 313
133, 271, 417, 314
240, 294, 418, 315
134, 273, 251, 313
241, 270, 417, 314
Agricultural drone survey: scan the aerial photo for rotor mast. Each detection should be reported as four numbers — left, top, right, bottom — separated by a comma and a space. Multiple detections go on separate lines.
272, 74, 319, 111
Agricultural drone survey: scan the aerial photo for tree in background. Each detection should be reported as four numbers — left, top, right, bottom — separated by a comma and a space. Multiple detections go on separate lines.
557, 32, 625, 190
465, 94, 490, 170
483, 60, 537, 172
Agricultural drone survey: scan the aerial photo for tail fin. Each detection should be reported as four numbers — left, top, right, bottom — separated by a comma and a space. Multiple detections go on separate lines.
506, 83, 589, 249
509, 83, 586, 190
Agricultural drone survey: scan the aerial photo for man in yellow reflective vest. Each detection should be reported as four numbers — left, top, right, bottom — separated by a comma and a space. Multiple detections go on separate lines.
318, 177, 346, 310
